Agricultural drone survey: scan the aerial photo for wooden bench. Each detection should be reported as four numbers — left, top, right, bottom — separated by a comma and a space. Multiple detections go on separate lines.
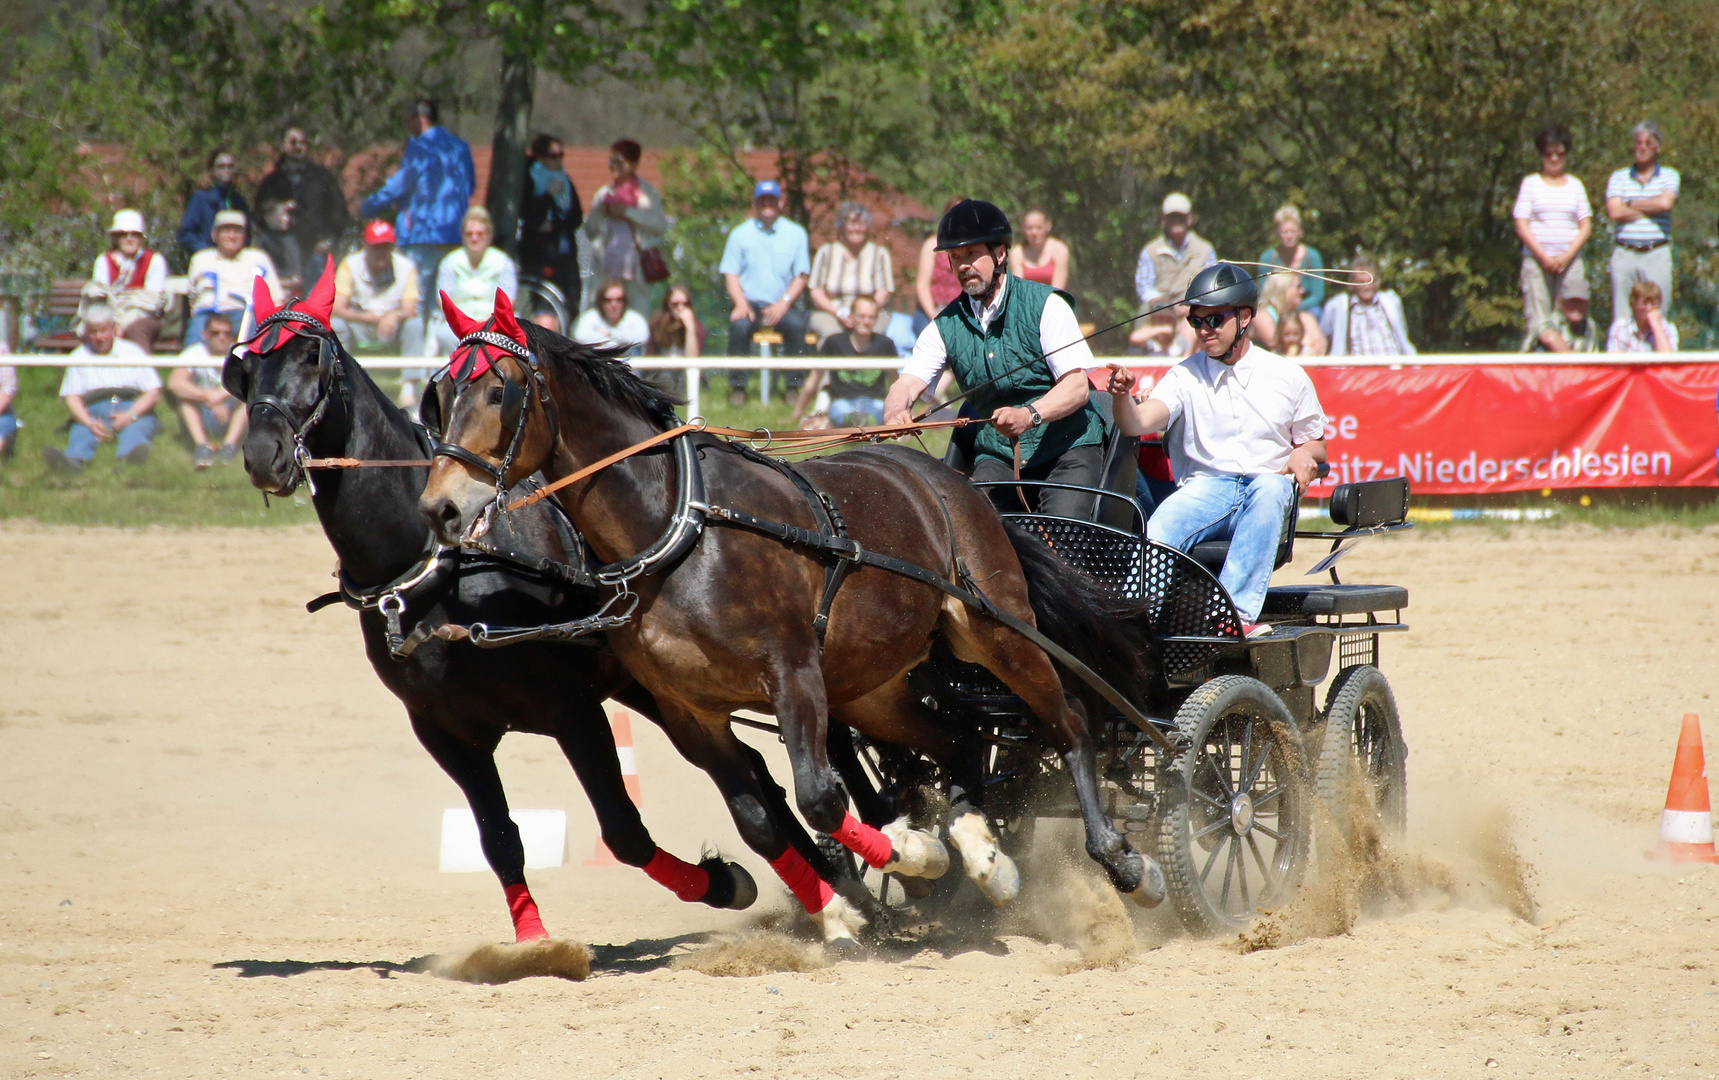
30, 277, 187, 354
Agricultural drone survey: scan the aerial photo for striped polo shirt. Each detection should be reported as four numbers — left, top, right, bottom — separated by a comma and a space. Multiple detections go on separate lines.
1605, 164, 1680, 245
1512, 174, 1591, 258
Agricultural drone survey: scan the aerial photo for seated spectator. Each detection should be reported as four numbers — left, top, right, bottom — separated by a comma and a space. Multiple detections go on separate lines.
1009, 208, 1071, 289
914, 196, 968, 337
431, 207, 517, 355
1253, 273, 1327, 355
255, 126, 350, 260
1128, 308, 1188, 357
1320, 257, 1415, 356
1522, 279, 1599, 353
82, 210, 168, 352
646, 283, 706, 358
582, 138, 666, 318
0, 354, 17, 460
186, 209, 281, 346
167, 312, 247, 467
1607, 280, 1679, 353
332, 220, 424, 355
795, 295, 898, 426
720, 179, 811, 405
255, 199, 304, 298
1256, 205, 1325, 317
42, 305, 162, 472
572, 278, 650, 354
808, 201, 894, 343
519, 133, 584, 312
177, 148, 247, 258
1274, 308, 1309, 356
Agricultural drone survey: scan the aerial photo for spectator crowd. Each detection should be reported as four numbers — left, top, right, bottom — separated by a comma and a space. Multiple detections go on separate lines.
0, 112, 1697, 475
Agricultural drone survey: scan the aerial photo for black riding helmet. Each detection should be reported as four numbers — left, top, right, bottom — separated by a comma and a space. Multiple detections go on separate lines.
1183, 262, 1258, 311
935, 199, 1013, 251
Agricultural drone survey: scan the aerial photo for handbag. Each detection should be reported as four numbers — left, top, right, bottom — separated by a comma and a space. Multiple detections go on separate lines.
636, 242, 670, 284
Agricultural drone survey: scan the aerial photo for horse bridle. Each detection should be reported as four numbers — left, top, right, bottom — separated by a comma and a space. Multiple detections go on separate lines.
430, 331, 559, 513
241, 310, 344, 496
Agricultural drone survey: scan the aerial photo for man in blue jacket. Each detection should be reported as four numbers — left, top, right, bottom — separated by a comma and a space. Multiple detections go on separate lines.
360, 98, 476, 322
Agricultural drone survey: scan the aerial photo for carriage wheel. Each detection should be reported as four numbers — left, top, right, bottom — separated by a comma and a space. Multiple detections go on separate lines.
1315, 665, 1407, 845
1155, 675, 1312, 934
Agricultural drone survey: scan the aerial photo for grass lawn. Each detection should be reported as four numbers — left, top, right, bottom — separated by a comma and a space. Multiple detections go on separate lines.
2, 363, 1711, 530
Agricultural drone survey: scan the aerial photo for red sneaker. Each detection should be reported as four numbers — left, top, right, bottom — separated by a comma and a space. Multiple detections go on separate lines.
1242, 622, 1273, 639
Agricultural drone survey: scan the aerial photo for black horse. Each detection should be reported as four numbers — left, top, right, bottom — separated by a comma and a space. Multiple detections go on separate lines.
221, 280, 793, 941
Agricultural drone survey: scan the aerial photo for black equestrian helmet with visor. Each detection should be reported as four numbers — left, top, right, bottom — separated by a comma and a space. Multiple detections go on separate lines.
935, 199, 1013, 252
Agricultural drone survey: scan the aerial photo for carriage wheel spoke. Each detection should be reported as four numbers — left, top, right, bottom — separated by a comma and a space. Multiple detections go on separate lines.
1199, 832, 1226, 886
1195, 787, 1228, 811
1246, 832, 1277, 892
1219, 837, 1237, 911
1235, 837, 1253, 911
1202, 749, 1235, 799
1193, 816, 1231, 842
1252, 783, 1287, 808
1243, 725, 1270, 791
1252, 821, 1284, 842
1238, 719, 1254, 794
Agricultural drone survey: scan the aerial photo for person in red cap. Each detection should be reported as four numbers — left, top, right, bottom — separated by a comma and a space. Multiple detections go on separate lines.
331, 218, 424, 355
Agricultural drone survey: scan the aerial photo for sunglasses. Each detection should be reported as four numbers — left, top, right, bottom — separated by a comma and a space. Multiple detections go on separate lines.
603, 294, 627, 304
1186, 311, 1234, 330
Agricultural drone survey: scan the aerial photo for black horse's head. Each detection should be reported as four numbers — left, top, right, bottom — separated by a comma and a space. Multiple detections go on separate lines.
223, 262, 344, 496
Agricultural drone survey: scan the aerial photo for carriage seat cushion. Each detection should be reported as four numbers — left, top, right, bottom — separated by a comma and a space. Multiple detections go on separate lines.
1261, 583, 1408, 617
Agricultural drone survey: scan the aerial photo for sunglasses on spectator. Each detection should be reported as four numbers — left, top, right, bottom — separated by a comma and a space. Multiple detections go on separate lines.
603, 293, 627, 304
1186, 311, 1234, 330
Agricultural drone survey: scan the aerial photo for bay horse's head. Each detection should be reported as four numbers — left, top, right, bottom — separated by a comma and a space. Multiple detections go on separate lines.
418, 289, 561, 545
223, 258, 344, 495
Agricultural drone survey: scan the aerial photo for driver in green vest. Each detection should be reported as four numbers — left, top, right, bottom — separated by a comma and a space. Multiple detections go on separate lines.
881, 200, 1107, 520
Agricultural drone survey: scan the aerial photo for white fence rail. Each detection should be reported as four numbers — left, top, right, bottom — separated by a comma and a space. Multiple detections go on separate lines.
9, 352, 1717, 422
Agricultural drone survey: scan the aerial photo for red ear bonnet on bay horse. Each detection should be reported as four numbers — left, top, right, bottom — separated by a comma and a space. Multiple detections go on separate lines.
442, 288, 531, 385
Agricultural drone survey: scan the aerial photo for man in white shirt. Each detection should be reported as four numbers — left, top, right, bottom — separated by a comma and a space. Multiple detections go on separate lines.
572, 277, 651, 355
1603, 120, 1681, 326
880, 200, 1107, 521
167, 311, 247, 467
331, 219, 424, 354
186, 209, 281, 346
43, 305, 163, 472
1108, 265, 1326, 632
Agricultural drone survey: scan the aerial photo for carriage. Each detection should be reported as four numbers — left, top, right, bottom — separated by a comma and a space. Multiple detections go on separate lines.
842, 473, 1414, 935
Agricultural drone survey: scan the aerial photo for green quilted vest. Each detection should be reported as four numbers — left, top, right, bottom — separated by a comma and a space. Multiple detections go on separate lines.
933, 276, 1105, 467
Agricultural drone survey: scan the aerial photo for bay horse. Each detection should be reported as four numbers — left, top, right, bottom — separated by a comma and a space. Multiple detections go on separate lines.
418, 291, 1167, 934
220, 270, 835, 943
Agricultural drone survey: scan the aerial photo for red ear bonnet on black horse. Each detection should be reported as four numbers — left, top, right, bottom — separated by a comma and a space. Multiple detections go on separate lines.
244, 255, 336, 352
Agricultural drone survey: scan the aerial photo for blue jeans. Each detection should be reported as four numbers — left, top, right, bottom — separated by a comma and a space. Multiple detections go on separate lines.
0, 411, 17, 442
829, 397, 887, 426
67, 398, 159, 462
1146, 473, 1295, 622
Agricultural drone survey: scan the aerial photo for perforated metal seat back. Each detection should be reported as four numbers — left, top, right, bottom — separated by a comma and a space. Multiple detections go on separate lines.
1004, 515, 1145, 600
1142, 540, 1244, 675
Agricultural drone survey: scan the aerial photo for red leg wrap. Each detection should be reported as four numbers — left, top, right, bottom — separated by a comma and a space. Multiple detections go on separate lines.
503, 883, 548, 942
832, 812, 894, 869
643, 848, 712, 903
768, 848, 834, 914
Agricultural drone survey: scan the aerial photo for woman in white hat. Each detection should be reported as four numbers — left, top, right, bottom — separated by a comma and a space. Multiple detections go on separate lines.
81, 209, 168, 351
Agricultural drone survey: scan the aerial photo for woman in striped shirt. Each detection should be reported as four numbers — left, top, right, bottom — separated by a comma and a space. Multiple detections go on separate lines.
1513, 124, 1593, 333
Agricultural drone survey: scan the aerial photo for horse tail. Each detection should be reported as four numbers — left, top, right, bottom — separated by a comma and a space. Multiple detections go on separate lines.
1002, 520, 1162, 707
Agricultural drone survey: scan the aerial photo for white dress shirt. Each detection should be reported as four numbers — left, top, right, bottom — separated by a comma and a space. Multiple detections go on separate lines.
1148, 345, 1324, 480
59, 340, 161, 397
903, 274, 1096, 384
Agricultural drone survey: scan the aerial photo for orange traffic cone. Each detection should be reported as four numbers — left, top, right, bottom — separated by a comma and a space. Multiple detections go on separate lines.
1647, 714, 1719, 864
586, 707, 644, 866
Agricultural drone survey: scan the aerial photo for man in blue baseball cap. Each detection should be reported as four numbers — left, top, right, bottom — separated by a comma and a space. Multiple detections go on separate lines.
719, 178, 812, 404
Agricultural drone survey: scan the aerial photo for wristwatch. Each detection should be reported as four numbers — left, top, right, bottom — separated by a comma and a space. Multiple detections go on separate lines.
1025, 403, 1044, 427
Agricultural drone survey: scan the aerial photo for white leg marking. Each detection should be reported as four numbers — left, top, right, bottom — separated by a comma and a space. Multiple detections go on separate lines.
948, 812, 1021, 905
817, 893, 866, 944
880, 816, 950, 879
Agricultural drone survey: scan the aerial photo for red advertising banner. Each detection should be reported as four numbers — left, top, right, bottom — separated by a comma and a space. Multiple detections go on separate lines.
1128, 362, 1719, 494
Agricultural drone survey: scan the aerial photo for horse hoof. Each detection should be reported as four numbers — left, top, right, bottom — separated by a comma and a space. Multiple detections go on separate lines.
975, 852, 1021, 906
881, 818, 950, 879
723, 863, 758, 910
825, 934, 864, 957
1127, 856, 1166, 908
818, 893, 867, 944
696, 857, 758, 910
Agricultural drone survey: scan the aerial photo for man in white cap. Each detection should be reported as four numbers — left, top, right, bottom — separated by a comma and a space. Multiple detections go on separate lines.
186, 209, 281, 345
43, 305, 163, 472
81, 209, 168, 351
1134, 193, 1217, 345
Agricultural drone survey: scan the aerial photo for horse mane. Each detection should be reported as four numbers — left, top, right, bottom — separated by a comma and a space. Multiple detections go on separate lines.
523, 322, 681, 429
